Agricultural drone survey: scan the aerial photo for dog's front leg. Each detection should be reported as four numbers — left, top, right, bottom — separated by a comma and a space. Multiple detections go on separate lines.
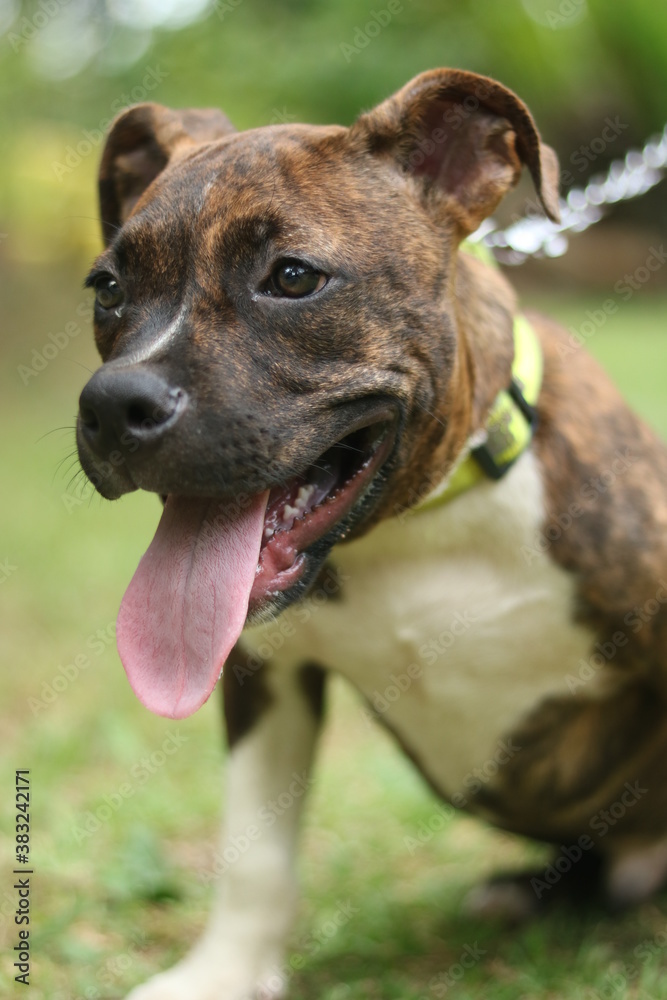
127, 656, 325, 1000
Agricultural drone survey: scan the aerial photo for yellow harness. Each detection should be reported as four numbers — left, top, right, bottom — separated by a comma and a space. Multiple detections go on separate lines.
414, 244, 543, 511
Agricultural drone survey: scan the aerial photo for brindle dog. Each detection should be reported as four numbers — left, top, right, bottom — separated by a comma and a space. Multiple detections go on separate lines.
76, 70, 667, 999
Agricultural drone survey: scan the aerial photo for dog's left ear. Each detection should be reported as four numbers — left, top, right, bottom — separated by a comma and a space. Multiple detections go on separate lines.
98, 103, 236, 245
350, 68, 560, 235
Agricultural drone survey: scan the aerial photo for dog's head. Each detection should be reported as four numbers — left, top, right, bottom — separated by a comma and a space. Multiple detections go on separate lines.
77, 69, 559, 718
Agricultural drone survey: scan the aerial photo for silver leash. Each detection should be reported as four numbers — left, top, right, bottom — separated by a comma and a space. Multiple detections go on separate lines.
471, 123, 667, 265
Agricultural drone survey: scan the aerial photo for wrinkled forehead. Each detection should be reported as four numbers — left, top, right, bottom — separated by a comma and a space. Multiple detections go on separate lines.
115, 124, 369, 258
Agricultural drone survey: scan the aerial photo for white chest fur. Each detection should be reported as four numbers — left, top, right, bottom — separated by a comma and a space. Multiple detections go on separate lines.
243, 452, 596, 801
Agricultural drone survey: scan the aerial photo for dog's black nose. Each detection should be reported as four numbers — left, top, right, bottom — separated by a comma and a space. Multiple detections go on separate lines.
78, 367, 188, 454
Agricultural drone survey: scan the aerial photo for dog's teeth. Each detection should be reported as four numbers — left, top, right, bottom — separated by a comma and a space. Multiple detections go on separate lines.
297, 485, 315, 505
264, 526, 274, 539
276, 487, 317, 527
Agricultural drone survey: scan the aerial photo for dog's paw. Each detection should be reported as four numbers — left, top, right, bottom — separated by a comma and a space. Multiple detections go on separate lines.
125, 958, 287, 1000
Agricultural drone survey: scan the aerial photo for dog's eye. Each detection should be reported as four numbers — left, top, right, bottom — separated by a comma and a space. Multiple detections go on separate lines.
265, 261, 326, 298
93, 276, 124, 311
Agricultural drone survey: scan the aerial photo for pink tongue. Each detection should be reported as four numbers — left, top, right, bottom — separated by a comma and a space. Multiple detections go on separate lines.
117, 492, 269, 719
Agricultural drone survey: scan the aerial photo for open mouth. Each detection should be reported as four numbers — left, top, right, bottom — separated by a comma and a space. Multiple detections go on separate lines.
252, 418, 394, 608
115, 415, 395, 720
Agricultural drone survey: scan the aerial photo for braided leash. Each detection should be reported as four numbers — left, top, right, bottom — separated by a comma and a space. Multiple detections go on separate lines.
471, 123, 667, 265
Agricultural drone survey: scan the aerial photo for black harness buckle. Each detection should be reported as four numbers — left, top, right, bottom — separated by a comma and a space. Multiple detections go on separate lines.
470, 377, 539, 481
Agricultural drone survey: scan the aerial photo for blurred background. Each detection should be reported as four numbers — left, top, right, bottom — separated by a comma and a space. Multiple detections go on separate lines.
1, 1, 666, 997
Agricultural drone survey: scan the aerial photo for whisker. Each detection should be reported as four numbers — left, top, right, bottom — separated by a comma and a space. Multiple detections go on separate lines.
59, 456, 81, 483
415, 402, 447, 429
64, 358, 96, 375
36, 425, 76, 443
53, 451, 80, 484
330, 440, 366, 455
66, 468, 88, 495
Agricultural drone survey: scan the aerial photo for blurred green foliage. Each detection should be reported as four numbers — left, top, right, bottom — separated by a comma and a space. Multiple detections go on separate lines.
1, 0, 666, 265
1, 6, 666, 994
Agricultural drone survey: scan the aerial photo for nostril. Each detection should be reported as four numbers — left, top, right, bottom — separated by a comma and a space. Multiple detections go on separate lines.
78, 369, 187, 451
80, 405, 100, 434
126, 400, 154, 432
125, 388, 186, 436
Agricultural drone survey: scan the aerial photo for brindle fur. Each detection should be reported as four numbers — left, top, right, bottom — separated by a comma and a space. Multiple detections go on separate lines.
79, 70, 667, 911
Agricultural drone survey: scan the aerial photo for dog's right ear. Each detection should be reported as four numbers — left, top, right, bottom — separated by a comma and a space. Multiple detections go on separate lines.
98, 103, 236, 245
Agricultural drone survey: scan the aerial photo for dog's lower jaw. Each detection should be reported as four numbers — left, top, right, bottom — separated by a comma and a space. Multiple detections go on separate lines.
247, 421, 397, 619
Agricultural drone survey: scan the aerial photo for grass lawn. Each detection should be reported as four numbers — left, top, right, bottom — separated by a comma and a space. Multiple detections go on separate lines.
2, 272, 667, 999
